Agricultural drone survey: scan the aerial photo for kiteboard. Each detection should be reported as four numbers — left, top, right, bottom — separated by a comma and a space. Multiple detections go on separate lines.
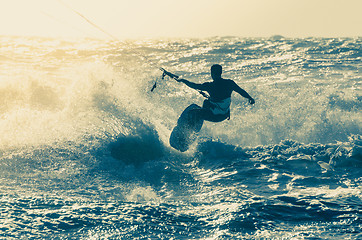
169, 104, 204, 152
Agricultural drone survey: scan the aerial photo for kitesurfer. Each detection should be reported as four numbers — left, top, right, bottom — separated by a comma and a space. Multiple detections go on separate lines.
163, 64, 255, 125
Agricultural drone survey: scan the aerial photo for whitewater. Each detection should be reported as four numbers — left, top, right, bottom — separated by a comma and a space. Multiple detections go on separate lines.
0, 36, 361, 239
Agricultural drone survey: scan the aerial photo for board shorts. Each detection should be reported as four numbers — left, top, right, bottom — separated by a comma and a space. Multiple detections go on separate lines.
202, 99, 230, 122
187, 99, 230, 124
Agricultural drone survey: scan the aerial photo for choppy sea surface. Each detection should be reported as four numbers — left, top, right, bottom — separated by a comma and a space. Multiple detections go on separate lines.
0, 36, 361, 239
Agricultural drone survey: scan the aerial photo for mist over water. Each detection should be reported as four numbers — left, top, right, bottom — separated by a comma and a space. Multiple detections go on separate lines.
0, 36, 361, 239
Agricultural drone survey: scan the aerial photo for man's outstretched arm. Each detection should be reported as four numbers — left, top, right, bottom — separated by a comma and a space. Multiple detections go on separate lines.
177, 78, 206, 91
233, 82, 255, 104
162, 68, 206, 91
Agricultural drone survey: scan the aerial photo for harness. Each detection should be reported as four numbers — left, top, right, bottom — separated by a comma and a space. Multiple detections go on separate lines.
203, 97, 231, 120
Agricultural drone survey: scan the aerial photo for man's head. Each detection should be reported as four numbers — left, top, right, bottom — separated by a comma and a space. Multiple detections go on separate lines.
211, 64, 222, 80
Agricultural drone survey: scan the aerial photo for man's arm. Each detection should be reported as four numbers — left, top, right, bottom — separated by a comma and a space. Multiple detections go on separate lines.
232, 81, 255, 104
161, 68, 207, 91
178, 78, 207, 91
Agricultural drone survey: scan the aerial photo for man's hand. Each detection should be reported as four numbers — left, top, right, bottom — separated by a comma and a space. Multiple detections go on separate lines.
249, 97, 255, 105
160, 68, 179, 80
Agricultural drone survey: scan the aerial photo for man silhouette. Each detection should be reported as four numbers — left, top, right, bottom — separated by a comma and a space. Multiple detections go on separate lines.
163, 64, 255, 124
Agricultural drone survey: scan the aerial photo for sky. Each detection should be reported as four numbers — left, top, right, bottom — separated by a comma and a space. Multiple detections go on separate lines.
0, 0, 361, 39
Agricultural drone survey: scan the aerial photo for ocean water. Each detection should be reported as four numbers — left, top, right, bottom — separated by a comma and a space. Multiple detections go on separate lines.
0, 36, 361, 239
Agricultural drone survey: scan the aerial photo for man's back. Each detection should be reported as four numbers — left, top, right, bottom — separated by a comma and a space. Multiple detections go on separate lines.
201, 79, 237, 102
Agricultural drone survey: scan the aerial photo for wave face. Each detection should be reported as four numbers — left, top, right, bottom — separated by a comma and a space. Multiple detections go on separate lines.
0, 36, 361, 239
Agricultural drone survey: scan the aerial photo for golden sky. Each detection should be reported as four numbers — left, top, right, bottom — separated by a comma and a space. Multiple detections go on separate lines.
1, 0, 361, 38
